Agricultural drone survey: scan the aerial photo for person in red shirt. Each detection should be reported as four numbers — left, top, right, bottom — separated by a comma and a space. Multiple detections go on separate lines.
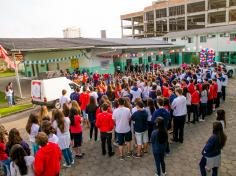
188, 79, 195, 95
191, 85, 200, 123
69, 108, 84, 158
0, 126, 10, 170
80, 86, 90, 128
208, 80, 214, 115
212, 79, 218, 111
96, 103, 115, 157
162, 83, 169, 98
93, 72, 100, 87
35, 132, 61, 176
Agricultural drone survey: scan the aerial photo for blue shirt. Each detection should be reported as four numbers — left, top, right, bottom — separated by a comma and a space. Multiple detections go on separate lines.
151, 108, 170, 129
151, 130, 167, 154
131, 110, 148, 133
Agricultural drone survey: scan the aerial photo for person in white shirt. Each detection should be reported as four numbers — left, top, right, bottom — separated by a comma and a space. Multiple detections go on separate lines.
221, 70, 228, 101
5, 85, 13, 106
112, 98, 132, 160
10, 144, 35, 176
171, 88, 187, 143
59, 89, 70, 108
41, 120, 59, 144
215, 73, 222, 108
89, 86, 98, 104
130, 82, 142, 103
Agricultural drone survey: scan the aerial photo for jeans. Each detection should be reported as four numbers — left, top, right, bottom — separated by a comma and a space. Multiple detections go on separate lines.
215, 92, 221, 108
201, 103, 207, 120
187, 105, 191, 122
62, 148, 73, 165
173, 115, 186, 143
199, 156, 218, 176
207, 100, 213, 115
191, 104, 199, 122
100, 132, 113, 155
7, 96, 13, 106
90, 121, 98, 140
153, 152, 166, 175
222, 86, 226, 101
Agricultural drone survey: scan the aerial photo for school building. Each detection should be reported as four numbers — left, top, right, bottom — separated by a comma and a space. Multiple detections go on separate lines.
0, 38, 184, 77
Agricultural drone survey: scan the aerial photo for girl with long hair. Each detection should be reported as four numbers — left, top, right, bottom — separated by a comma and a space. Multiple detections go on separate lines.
216, 109, 226, 130
6, 128, 30, 156
151, 118, 168, 176
69, 108, 84, 158
10, 144, 34, 176
41, 120, 58, 144
5, 84, 13, 106
199, 122, 227, 176
145, 98, 156, 142
52, 109, 73, 167
38, 106, 49, 124
0, 125, 10, 173
86, 96, 98, 141
71, 100, 82, 116
25, 113, 40, 155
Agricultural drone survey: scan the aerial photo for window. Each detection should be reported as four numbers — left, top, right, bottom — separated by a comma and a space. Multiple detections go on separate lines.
188, 37, 193, 43
200, 36, 207, 43
220, 33, 228, 37
208, 34, 216, 38
181, 37, 186, 40
163, 37, 168, 42
148, 56, 152, 62
171, 38, 176, 42
230, 33, 236, 41
156, 55, 159, 61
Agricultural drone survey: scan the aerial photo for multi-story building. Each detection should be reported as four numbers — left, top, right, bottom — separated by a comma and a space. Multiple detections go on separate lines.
120, 0, 236, 64
63, 27, 82, 38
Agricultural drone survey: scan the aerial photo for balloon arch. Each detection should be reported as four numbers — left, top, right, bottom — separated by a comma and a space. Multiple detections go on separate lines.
200, 48, 215, 65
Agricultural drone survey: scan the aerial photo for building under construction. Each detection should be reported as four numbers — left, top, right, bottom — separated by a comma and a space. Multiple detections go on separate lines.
121, 0, 236, 38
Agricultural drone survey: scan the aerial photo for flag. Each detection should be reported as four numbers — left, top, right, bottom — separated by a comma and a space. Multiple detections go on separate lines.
0, 45, 16, 69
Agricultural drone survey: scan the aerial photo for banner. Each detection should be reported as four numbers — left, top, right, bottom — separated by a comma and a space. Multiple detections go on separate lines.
0, 45, 16, 69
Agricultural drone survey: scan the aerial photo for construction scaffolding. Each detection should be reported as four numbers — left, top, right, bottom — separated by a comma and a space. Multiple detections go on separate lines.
121, 0, 236, 38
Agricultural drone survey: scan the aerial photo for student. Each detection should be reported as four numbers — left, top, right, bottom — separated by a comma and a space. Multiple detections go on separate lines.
86, 96, 98, 141
0, 125, 10, 173
52, 109, 73, 167
215, 73, 222, 108
41, 120, 59, 144
131, 102, 148, 158
183, 87, 191, 123
5, 85, 13, 106
151, 118, 168, 176
69, 108, 84, 158
25, 113, 40, 155
34, 132, 61, 176
6, 128, 31, 156
200, 84, 208, 121
112, 98, 132, 160
191, 85, 200, 123
216, 109, 226, 130
96, 103, 115, 157
221, 70, 228, 101
59, 89, 70, 108
145, 98, 156, 142
10, 144, 34, 176
199, 122, 227, 176
79, 86, 90, 128
38, 106, 49, 124
171, 88, 187, 143
207, 80, 214, 115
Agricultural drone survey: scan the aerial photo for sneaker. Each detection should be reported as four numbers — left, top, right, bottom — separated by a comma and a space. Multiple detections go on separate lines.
126, 152, 132, 158
109, 152, 115, 157
119, 156, 125, 161
63, 163, 71, 168
162, 172, 167, 176
199, 119, 205, 122
133, 153, 141, 158
113, 142, 119, 147
71, 159, 75, 165
154, 173, 160, 176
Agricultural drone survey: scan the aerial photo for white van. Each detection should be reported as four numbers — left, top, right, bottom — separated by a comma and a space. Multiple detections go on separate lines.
31, 77, 79, 108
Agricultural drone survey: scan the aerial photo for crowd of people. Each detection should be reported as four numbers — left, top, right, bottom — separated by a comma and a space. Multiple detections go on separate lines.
0, 63, 229, 176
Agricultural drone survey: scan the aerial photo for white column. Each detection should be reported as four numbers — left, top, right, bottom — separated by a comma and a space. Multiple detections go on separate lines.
121, 20, 124, 38
154, 9, 157, 36
131, 17, 134, 38
167, 7, 170, 32
205, 0, 208, 27
226, 0, 229, 24
185, 2, 187, 30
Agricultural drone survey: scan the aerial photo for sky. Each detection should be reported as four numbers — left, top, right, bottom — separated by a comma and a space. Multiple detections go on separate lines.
0, 0, 154, 38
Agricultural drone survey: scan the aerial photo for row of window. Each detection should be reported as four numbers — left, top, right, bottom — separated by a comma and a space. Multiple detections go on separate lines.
169, 33, 236, 43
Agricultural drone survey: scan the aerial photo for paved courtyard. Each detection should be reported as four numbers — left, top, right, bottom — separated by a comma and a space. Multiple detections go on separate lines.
1, 78, 236, 176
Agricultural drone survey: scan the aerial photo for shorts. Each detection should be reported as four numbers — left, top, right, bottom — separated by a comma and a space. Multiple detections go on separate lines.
135, 130, 148, 145
116, 131, 132, 146
72, 133, 82, 147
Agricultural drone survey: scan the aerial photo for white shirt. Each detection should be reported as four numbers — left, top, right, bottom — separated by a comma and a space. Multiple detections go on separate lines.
217, 79, 222, 93
112, 107, 131, 133
142, 86, 151, 101
10, 156, 35, 176
186, 93, 191, 105
171, 95, 187, 116
29, 123, 40, 143
5, 89, 13, 97
48, 134, 59, 144
59, 95, 70, 107
222, 74, 228, 86
130, 88, 142, 103
89, 91, 98, 100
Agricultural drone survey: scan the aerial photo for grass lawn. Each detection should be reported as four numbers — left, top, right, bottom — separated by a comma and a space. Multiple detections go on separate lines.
0, 104, 33, 117
0, 71, 15, 78
0, 91, 7, 104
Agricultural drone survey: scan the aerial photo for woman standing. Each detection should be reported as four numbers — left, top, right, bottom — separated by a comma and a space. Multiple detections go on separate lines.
5, 84, 13, 106
199, 122, 227, 176
151, 118, 168, 176
52, 109, 73, 168
86, 96, 98, 141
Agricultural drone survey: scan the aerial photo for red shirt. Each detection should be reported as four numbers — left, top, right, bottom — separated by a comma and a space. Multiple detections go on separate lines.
80, 93, 90, 110
70, 115, 82, 133
93, 73, 100, 81
34, 142, 61, 176
191, 90, 200, 104
0, 143, 8, 160
96, 106, 112, 117
96, 112, 114, 132
208, 85, 214, 100
103, 74, 109, 80
213, 83, 218, 99
162, 86, 169, 98
198, 83, 202, 92
188, 83, 195, 95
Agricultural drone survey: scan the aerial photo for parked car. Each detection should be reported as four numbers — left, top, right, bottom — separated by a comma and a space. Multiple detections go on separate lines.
215, 62, 235, 78
31, 77, 79, 108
